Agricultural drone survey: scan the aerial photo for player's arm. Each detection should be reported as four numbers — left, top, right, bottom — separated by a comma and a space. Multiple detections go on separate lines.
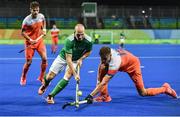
42, 15, 46, 36
65, 39, 79, 81
77, 51, 91, 67
85, 75, 111, 104
96, 63, 108, 85
82, 51, 91, 59
77, 40, 93, 66
91, 75, 111, 96
21, 18, 31, 42
21, 26, 38, 44
21, 28, 32, 42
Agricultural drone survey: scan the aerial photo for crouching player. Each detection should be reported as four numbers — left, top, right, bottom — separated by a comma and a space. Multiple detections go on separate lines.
85, 46, 177, 103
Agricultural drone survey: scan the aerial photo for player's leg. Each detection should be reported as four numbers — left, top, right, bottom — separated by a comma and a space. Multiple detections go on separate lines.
38, 56, 67, 95
36, 42, 48, 82
120, 39, 125, 49
129, 59, 177, 98
46, 69, 72, 104
38, 71, 56, 95
46, 62, 78, 104
54, 38, 58, 53
95, 64, 111, 102
51, 38, 56, 54
20, 46, 35, 85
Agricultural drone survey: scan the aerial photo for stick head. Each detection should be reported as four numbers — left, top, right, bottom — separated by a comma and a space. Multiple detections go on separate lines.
62, 102, 71, 109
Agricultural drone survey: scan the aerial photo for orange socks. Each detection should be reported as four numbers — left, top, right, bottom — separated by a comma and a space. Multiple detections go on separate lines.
21, 63, 30, 78
39, 62, 47, 80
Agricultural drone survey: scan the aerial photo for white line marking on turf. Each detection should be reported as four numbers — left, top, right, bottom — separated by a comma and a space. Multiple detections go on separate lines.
140, 66, 145, 68
88, 70, 95, 73
1, 56, 180, 60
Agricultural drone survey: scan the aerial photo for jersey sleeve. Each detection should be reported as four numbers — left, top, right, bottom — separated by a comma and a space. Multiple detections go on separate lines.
86, 41, 93, 52
41, 14, 46, 29
41, 14, 45, 21
64, 39, 73, 54
84, 34, 93, 52
21, 17, 28, 31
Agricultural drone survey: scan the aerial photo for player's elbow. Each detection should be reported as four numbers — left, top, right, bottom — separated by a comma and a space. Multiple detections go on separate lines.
21, 32, 25, 36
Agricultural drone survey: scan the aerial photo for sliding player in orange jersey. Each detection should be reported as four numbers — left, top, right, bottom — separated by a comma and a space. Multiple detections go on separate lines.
85, 46, 177, 103
20, 1, 47, 85
50, 24, 60, 54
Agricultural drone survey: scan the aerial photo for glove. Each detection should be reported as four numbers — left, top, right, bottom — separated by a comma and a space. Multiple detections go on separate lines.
85, 94, 93, 104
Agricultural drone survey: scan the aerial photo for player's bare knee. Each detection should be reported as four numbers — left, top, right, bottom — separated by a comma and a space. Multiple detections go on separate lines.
138, 90, 147, 97
63, 71, 72, 80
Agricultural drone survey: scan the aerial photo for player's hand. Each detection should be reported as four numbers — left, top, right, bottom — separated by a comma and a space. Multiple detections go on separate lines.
85, 94, 93, 104
43, 29, 46, 36
75, 74, 80, 81
96, 80, 100, 86
29, 38, 37, 44
77, 58, 83, 67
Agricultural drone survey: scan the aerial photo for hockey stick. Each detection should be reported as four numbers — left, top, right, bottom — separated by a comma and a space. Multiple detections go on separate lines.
18, 34, 44, 53
75, 65, 80, 108
62, 100, 87, 109
62, 65, 82, 109
62, 99, 98, 109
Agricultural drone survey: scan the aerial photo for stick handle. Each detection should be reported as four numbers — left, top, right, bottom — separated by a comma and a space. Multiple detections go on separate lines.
35, 34, 44, 42
75, 65, 80, 107
18, 34, 44, 53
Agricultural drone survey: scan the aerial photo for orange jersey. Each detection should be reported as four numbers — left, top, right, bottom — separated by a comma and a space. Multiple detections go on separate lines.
22, 13, 45, 43
102, 49, 144, 90
105, 49, 140, 77
51, 28, 59, 39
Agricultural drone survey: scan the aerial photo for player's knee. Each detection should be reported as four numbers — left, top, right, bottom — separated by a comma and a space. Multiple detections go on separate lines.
47, 71, 56, 80
42, 59, 47, 64
26, 59, 32, 65
63, 71, 72, 81
138, 90, 147, 97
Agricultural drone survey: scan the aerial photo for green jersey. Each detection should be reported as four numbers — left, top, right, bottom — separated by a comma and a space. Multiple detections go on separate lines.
120, 33, 125, 37
59, 34, 93, 61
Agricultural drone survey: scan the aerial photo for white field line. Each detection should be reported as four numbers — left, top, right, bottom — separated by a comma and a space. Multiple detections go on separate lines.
0, 56, 180, 60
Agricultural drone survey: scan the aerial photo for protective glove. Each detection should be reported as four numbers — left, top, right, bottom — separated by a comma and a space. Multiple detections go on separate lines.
85, 94, 93, 104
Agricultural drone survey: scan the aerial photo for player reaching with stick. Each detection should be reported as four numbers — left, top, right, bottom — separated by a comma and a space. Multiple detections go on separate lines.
85, 46, 177, 104
20, 1, 47, 85
38, 24, 93, 104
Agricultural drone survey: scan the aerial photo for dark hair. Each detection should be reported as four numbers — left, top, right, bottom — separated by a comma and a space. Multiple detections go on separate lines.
99, 46, 111, 59
30, 1, 40, 8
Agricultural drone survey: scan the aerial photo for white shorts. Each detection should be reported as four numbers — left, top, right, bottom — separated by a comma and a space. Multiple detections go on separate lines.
49, 55, 78, 75
120, 39, 125, 43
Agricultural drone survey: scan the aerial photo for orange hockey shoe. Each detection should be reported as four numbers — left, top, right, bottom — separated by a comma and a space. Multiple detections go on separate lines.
94, 95, 112, 102
162, 83, 177, 98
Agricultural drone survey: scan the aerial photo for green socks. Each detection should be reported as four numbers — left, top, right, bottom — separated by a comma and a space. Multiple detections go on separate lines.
50, 79, 69, 97
44, 75, 52, 86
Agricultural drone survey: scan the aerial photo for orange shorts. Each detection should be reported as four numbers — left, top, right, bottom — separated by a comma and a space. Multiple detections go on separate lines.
25, 40, 46, 60
52, 37, 58, 45
119, 50, 145, 90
